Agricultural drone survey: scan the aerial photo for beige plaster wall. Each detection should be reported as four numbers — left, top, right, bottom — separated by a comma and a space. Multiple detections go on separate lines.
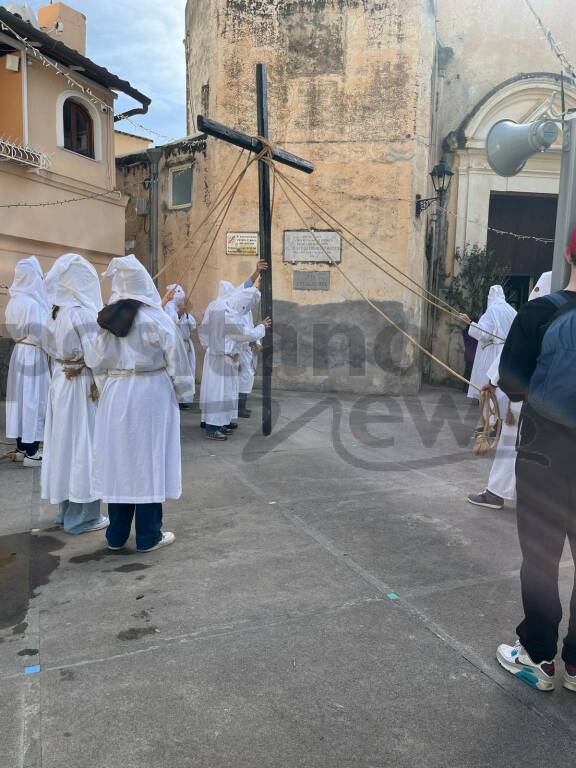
183, 0, 437, 394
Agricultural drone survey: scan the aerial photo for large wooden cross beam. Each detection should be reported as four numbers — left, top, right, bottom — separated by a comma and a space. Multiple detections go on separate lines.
197, 63, 314, 437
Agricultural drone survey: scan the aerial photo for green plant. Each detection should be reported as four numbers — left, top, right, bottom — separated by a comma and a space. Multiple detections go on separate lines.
441, 244, 510, 322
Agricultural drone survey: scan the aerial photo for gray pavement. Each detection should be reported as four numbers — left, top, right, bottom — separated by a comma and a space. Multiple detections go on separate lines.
1, 386, 576, 767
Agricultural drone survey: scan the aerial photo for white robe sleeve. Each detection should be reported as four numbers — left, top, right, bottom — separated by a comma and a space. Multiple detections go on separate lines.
225, 314, 267, 344
164, 303, 179, 323
486, 352, 502, 387
161, 322, 195, 403
468, 308, 499, 346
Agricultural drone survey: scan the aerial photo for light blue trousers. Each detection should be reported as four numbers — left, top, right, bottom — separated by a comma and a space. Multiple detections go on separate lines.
57, 500, 105, 535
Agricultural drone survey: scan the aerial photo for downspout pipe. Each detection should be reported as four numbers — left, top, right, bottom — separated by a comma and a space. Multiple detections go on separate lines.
146, 147, 163, 284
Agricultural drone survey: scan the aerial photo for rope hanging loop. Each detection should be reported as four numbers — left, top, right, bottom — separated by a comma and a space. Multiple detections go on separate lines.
473, 389, 502, 456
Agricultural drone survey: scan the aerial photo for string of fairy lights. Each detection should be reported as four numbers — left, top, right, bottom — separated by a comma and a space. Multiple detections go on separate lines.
522, 0, 576, 86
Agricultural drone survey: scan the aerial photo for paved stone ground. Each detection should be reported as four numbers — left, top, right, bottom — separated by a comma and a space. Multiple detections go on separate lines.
1, 386, 576, 768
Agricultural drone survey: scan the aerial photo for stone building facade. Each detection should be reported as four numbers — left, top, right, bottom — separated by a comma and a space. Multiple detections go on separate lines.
182, 0, 438, 395
117, 0, 576, 394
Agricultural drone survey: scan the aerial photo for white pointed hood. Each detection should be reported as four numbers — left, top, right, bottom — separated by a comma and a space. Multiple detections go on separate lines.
45, 253, 103, 314
9, 256, 50, 311
529, 272, 552, 301
102, 254, 161, 309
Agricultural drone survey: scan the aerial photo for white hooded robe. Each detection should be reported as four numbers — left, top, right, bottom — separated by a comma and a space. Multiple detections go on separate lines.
5, 256, 51, 443
85, 256, 195, 504
200, 286, 266, 427
41, 254, 103, 504
164, 284, 197, 402
467, 285, 517, 400
485, 272, 552, 501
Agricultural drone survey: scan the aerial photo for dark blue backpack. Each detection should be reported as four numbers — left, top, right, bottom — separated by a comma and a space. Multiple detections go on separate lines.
528, 292, 576, 428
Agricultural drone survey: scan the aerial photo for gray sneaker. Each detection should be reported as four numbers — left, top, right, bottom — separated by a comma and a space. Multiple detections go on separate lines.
467, 490, 504, 510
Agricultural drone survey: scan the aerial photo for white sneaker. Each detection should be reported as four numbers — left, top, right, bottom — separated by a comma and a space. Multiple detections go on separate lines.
82, 516, 109, 533
496, 640, 555, 691
137, 531, 175, 553
13, 449, 25, 463
563, 665, 576, 692
23, 452, 42, 468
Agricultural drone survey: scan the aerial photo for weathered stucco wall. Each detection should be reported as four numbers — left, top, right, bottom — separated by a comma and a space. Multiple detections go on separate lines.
436, 0, 576, 143
184, 0, 437, 395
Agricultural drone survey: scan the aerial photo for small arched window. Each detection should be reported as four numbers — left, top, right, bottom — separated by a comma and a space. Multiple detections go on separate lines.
63, 99, 94, 158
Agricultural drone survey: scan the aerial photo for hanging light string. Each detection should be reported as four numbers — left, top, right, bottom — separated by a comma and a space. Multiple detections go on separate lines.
438, 205, 555, 244
522, 0, 576, 85
0, 187, 123, 209
0, 19, 114, 113
0, 18, 176, 144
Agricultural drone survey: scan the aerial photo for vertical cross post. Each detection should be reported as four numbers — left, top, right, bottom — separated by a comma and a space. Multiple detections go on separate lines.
196, 66, 313, 437
257, 63, 273, 437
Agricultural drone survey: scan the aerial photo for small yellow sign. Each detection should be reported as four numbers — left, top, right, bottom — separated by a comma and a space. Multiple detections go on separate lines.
226, 232, 259, 257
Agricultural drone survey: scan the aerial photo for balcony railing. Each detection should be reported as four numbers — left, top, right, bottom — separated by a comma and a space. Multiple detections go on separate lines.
0, 137, 51, 170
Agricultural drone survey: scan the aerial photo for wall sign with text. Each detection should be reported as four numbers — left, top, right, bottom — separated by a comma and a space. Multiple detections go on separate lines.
283, 229, 342, 264
226, 232, 259, 257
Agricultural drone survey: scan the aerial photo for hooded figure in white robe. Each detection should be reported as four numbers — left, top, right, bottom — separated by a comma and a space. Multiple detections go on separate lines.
467, 285, 517, 400
199, 285, 266, 430
469, 273, 552, 507
41, 253, 108, 533
85, 255, 194, 505
238, 295, 260, 392
164, 283, 196, 402
5, 256, 51, 456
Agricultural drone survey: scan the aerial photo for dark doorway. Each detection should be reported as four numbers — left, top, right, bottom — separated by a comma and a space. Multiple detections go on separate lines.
486, 192, 557, 307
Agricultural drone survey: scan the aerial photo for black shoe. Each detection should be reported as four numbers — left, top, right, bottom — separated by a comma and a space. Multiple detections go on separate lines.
220, 426, 234, 436
205, 430, 227, 441
467, 490, 504, 510
225, 422, 239, 430
238, 409, 251, 418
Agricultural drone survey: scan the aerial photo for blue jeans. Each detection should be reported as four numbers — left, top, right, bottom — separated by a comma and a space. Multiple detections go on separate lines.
107, 503, 163, 551
57, 500, 104, 535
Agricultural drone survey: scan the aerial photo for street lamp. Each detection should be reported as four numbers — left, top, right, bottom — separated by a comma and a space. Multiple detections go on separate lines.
415, 161, 454, 217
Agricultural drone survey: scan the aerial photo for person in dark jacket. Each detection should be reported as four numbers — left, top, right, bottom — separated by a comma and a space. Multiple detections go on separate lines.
496, 230, 576, 693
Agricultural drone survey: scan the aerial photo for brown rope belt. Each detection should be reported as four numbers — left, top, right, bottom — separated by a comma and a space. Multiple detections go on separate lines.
56, 359, 86, 380
16, 339, 40, 348
55, 359, 100, 402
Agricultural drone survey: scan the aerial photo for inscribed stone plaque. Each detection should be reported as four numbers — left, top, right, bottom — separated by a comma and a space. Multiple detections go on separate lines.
226, 232, 259, 257
283, 230, 341, 264
293, 271, 331, 291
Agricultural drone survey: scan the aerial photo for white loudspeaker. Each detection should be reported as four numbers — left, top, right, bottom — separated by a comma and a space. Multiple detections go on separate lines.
486, 119, 559, 177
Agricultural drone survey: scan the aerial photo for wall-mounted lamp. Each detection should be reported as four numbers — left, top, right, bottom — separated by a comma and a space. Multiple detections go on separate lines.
415, 160, 454, 217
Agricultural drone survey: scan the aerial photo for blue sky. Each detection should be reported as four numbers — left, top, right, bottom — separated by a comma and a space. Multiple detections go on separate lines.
29, 0, 187, 143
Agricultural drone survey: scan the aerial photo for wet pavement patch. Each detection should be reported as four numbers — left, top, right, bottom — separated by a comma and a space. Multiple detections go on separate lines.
0, 533, 63, 633
117, 626, 158, 641
69, 549, 126, 564
113, 563, 151, 573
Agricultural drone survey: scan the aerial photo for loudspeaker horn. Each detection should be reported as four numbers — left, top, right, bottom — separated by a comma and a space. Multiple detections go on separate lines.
486, 119, 559, 177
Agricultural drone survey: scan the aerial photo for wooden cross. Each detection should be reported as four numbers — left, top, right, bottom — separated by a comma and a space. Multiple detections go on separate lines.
197, 64, 314, 436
